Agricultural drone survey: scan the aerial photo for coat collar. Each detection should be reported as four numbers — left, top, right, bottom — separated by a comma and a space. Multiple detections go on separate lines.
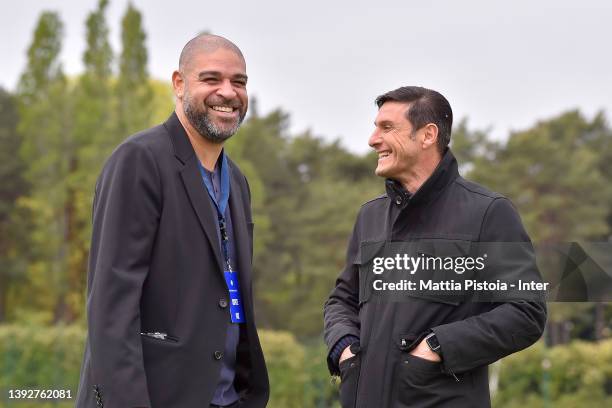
385, 148, 459, 207
164, 111, 196, 165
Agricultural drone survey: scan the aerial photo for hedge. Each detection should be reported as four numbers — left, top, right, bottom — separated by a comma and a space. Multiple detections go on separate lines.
1, 324, 610, 407
0, 325, 338, 408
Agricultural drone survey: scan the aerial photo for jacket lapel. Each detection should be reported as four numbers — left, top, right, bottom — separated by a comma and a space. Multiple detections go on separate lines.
180, 160, 225, 273
165, 112, 225, 274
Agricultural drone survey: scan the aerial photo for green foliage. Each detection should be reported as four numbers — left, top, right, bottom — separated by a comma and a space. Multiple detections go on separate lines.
0, 324, 85, 408
8, 5, 173, 325
150, 79, 175, 124
450, 118, 499, 175
302, 341, 342, 408
76, 0, 114, 152
17, 12, 64, 103
0, 89, 29, 323
467, 110, 612, 243
66, 0, 115, 323
259, 330, 308, 407
1, 324, 609, 407
16, 11, 75, 324
116, 3, 153, 136
0, 325, 339, 408
493, 339, 612, 407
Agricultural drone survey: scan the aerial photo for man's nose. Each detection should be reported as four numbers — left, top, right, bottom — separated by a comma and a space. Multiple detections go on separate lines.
368, 130, 381, 148
216, 79, 238, 99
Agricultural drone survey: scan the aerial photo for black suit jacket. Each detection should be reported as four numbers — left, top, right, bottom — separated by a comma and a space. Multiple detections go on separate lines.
76, 113, 269, 408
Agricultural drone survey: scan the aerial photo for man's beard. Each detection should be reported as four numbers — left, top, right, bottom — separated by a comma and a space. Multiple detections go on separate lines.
183, 92, 245, 144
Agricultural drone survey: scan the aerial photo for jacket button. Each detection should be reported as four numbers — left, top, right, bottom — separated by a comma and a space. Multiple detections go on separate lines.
395, 197, 402, 205
219, 298, 228, 308
214, 351, 223, 360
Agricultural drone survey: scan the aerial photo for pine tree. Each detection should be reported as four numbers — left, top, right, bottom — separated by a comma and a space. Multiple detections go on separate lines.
67, 0, 115, 322
0, 88, 29, 322
469, 110, 611, 243
75, 0, 113, 151
116, 2, 153, 137
16, 11, 74, 323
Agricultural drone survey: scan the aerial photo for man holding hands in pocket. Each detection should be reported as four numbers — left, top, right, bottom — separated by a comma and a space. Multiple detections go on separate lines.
324, 86, 546, 408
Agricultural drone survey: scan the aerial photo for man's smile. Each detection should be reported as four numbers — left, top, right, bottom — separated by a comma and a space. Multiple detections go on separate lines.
211, 105, 234, 113
378, 151, 391, 160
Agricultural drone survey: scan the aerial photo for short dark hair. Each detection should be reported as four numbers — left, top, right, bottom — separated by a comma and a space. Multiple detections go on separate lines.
375, 86, 453, 153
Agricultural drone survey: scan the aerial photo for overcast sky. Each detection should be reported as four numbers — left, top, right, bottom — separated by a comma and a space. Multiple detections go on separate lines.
2, 0, 611, 153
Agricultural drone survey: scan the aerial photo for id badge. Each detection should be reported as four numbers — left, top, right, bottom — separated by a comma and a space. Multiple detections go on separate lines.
224, 270, 245, 323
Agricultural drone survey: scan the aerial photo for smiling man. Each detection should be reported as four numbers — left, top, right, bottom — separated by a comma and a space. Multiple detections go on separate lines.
324, 86, 546, 407
76, 34, 269, 408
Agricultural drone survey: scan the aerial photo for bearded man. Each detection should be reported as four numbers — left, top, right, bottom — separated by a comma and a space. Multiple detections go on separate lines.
76, 34, 269, 408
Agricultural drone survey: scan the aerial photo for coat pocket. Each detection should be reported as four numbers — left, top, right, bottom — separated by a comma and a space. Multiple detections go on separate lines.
393, 354, 475, 408
339, 353, 361, 408
140, 331, 179, 343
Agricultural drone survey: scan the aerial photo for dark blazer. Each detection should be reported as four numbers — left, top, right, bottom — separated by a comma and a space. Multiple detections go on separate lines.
76, 113, 269, 408
324, 150, 546, 408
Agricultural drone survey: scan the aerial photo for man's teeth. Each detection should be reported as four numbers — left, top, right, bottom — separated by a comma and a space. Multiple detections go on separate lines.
379, 152, 390, 158
211, 106, 233, 112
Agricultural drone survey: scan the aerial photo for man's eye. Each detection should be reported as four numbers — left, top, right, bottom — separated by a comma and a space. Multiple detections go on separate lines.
232, 81, 247, 87
203, 78, 219, 83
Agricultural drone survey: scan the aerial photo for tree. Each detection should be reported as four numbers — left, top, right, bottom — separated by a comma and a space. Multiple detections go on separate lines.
116, 2, 153, 137
16, 11, 73, 323
469, 110, 611, 243
0, 88, 29, 322
66, 0, 115, 322
450, 118, 499, 175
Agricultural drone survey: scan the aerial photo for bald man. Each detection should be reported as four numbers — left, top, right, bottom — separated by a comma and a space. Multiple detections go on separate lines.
76, 34, 269, 408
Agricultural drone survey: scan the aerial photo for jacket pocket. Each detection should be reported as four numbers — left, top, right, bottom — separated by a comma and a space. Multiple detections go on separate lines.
392, 334, 476, 407
140, 331, 179, 343
393, 354, 476, 408
339, 352, 361, 408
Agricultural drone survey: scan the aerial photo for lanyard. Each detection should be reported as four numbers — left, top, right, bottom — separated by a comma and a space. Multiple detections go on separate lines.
198, 152, 232, 271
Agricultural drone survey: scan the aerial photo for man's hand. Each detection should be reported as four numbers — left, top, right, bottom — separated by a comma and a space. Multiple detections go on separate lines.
409, 338, 441, 362
339, 345, 355, 364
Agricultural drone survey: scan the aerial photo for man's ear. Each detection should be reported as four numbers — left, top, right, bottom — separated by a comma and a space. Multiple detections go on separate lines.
172, 70, 184, 100
422, 123, 439, 150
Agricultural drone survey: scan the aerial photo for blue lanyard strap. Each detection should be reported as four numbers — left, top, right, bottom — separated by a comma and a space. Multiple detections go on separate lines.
198, 152, 232, 270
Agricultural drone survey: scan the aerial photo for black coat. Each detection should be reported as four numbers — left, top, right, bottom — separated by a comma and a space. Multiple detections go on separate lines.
76, 113, 269, 408
324, 150, 546, 408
